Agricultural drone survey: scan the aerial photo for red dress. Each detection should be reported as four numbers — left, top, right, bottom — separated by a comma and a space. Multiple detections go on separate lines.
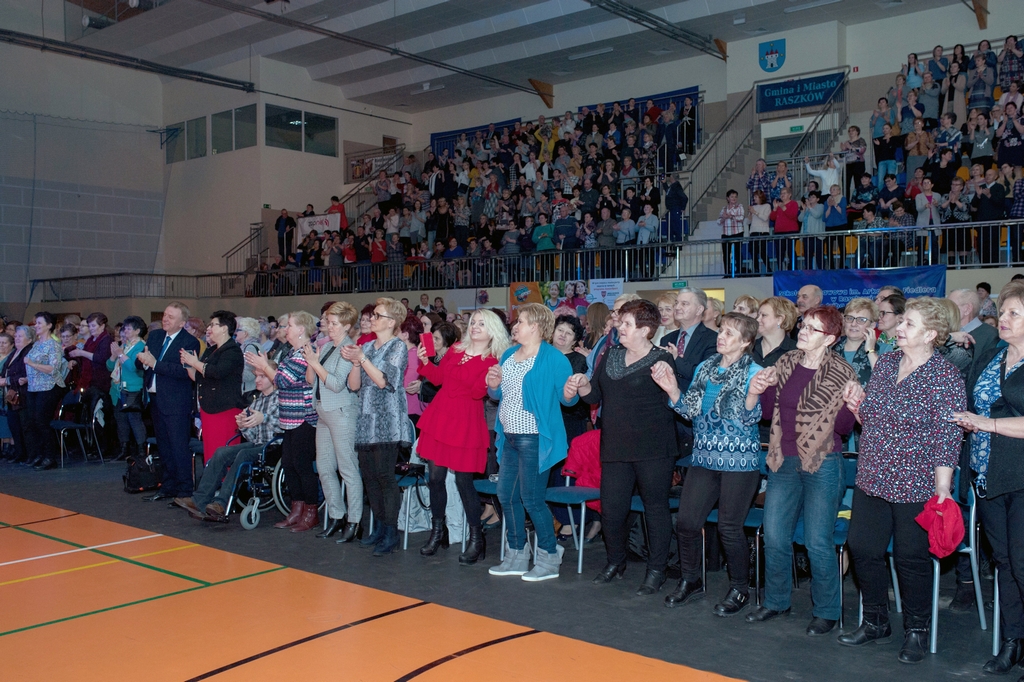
416, 349, 497, 473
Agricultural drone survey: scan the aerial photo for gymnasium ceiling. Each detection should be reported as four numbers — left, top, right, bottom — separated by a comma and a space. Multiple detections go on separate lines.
67, 0, 961, 113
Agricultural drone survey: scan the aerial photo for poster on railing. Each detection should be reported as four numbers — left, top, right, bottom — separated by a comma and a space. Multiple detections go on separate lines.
508, 278, 624, 318
774, 265, 947, 308
296, 213, 341, 241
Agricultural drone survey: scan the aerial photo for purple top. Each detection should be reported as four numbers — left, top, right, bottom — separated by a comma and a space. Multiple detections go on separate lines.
856, 350, 965, 503
761, 364, 856, 458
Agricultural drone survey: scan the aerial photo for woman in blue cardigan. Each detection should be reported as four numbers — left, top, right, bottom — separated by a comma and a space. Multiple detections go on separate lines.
486, 303, 575, 582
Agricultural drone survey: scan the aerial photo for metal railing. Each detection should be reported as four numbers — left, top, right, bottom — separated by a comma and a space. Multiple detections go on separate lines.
35, 221, 1024, 302
789, 69, 851, 160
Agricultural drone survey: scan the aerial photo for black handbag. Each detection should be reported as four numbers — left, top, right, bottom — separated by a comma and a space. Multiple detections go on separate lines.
119, 390, 145, 413
123, 452, 164, 493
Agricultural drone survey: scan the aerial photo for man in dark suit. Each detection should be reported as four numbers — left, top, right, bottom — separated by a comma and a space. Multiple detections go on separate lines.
949, 288, 1000, 361
660, 287, 718, 455
972, 167, 1007, 264
135, 302, 200, 502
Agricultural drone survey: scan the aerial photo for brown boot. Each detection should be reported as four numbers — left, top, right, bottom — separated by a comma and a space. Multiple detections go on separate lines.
274, 501, 303, 529
290, 503, 319, 533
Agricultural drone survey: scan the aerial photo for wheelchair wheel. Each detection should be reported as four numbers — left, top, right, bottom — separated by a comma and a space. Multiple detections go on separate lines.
231, 465, 280, 514
271, 459, 292, 517
240, 501, 260, 530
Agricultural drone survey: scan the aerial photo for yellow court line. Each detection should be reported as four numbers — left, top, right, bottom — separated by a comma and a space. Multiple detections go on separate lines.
0, 560, 120, 587
0, 544, 200, 588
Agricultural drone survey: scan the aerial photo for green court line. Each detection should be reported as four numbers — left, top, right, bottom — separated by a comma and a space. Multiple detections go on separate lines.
0, 566, 286, 638
2, 523, 211, 586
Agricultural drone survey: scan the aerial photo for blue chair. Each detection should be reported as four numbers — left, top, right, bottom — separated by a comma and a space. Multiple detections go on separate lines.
50, 391, 104, 467
546, 483, 601, 574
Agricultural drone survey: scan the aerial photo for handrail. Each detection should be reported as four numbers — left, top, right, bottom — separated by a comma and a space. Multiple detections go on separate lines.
222, 222, 264, 260
36, 219, 1022, 302
790, 72, 850, 160
751, 65, 851, 89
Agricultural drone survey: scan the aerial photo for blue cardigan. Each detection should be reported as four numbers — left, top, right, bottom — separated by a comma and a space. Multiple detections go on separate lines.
489, 342, 576, 473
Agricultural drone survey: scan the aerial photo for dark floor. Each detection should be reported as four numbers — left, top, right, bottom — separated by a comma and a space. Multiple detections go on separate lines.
0, 460, 1001, 682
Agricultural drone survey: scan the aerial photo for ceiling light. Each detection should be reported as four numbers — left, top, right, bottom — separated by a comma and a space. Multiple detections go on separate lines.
410, 83, 445, 95
648, 48, 673, 56
567, 46, 614, 61
550, 70, 573, 76
784, 0, 842, 13
733, 13, 746, 25
81, 14, 115, 29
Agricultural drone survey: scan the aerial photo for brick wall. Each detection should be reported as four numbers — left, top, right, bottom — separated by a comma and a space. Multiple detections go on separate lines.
0, 176, 164, 304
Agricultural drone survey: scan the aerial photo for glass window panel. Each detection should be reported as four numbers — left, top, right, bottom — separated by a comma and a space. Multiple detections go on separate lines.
186, 116, 206, 159
265, 104, 302, 151
304, 112, 337, 157
165, 122, 185, 164
211, 110, 233, 154
234, 104, 257, 149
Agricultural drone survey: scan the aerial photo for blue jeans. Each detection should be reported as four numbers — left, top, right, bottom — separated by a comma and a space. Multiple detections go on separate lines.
762, 452, 845, 619
496, 434, 556, 553
193, 442, 264, 509
875, 160, 898, 185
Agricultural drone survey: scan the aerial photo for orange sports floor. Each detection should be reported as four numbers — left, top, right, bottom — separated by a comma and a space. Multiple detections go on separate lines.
0, 493, 737, 681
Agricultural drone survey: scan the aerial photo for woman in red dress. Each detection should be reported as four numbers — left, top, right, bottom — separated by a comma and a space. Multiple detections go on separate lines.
416, 309, 510, 565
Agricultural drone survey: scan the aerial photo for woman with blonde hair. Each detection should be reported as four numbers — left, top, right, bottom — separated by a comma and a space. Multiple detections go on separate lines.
340, 298, 414, 556
653, 292, 678, 346
703, 298, 725, 332
584, 302, 610, 350
416, 309, 510, 564
832, 297, 878, 386
732, 295, 760, 318
303, 301, 363, 542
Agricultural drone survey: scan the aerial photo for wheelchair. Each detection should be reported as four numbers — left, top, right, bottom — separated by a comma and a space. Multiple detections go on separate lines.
222, 436, 286, 530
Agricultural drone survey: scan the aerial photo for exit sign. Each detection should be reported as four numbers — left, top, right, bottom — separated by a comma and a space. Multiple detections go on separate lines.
671, 280, 689, 289
263, 204, 271, 209
789, 125, 804, 133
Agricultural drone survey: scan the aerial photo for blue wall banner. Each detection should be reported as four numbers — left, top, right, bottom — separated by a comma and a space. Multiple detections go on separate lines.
757, 72, 844, 114
774, 265, 947, 308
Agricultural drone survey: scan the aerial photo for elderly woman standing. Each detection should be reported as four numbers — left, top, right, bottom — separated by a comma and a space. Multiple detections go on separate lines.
651, 313, 764, 616
246, 311, 320, 533
234, 317, 263, 394
416, 310, 510, 565
340, 298, 413, 557
303, 302, 362, 542
832, 298, 879, 386
951, 281, 1024, 676
22, 312, 63, 471
567, 300, 677, 594
2, 326, 33, 464
107, 317, 148, 462
486, 303, 575, 581
181, 311, 245, 465
745, 306, 858, 636
839, 297, 966, 664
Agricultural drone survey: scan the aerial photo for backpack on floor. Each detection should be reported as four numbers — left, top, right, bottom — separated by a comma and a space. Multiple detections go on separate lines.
123, 452, 164, 493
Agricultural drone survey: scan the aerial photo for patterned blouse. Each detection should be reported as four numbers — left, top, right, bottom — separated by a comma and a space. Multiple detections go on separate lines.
970, 349, 1023, 495
26, 337, 62, 393
274, 348, 316, 430
499, 354, 538, 434
856, 350, 966, 504
354, 337, 412, 447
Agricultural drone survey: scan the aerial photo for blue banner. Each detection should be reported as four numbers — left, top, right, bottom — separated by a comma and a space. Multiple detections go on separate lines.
757, 72, 844, 114
773, 265, 947, 308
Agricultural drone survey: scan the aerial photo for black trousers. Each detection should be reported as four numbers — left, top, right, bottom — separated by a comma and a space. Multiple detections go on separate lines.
358, 443, 401, 526
427, 462, 482, 527
24, 387, 62, 462
601, 458, 675, 572
7, 407, 27, 460
978, 490, 1024, 638
848, 487, 931, 626
676, 466, 760, 591
721, 234, 742, 276
281, 422, 318, 504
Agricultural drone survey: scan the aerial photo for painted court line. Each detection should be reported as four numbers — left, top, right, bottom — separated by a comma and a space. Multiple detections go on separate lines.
0, 513, 81, 529
0, 545, 200, 588
0, 534, 164, 568
394, 630, 540, 681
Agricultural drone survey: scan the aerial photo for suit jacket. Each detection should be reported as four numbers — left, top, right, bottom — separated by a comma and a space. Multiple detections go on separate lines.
969, 321, 999, 363
661, 323, 719, 391
137, 329, 201, 415
197, 338, 245, 414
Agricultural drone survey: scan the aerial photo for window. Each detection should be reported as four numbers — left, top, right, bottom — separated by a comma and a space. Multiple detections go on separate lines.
234, 104, 256, 150
266, 104, 302, 151
186, 116, 206, 159
211, 110, 233, 154
304, 112, 337, 157
165, 122, 185, 164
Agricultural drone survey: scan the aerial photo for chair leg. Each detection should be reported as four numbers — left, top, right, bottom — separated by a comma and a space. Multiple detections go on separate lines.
994, 568, 1002, 657
701, 527, 707, 591
402, 488, 412, 551
858, 591, 864, 626
969, 548, 987, 630
931, 558, 939, 654
76, 431, 87, 464
755, 527, 762, 606
500, 515, 506, 561
837, 546, 846, 629
576, 505, 586, 575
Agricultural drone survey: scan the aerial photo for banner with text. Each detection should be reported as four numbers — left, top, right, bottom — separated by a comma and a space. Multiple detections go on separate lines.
297, 213, 341, 241
757, 72, 844, 114
774, 265, 947, 308
508, 278, 624, 317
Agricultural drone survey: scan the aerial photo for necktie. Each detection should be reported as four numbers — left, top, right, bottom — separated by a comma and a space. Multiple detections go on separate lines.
157, 335, 172, 361
678, 330, 687, 358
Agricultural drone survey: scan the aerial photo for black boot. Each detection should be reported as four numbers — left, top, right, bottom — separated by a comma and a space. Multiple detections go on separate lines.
984, 638, 1024, 674
373, 524, 400, 557
459, 525, 486, 565
637, 569, 668, 596
837, 606, 892, 647
420, 518, 449, 556
336, 522, 359, 544
664, 579, 704, 608
113, 443, 130, 462
593, 562, 627, 584
316, 517, 345, 539
898, 628, 929, 664
359, 523, 384, 548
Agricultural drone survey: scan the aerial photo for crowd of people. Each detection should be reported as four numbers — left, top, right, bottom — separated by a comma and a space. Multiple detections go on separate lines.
3, 270, 1024, 671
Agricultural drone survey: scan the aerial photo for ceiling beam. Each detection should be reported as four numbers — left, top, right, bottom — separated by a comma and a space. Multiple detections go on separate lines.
585, 0, 724, 61
970, 0, 989, 30
193, 0, 539, 96
528, 79, 554, 108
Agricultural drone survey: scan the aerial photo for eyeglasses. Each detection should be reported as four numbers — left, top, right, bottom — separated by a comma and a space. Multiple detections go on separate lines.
371, 313, 394, 321
843, 315, 873, 325
802, 326, 829, 335
878, 310, 899, 317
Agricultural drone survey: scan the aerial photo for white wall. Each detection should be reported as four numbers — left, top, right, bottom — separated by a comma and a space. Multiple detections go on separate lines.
726, 21, 847, 95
